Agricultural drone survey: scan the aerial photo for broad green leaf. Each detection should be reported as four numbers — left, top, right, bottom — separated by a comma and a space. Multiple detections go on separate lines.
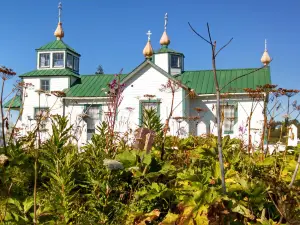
116, 150, 136, 168
142, 154, 152, 165
23, 197, 34, 214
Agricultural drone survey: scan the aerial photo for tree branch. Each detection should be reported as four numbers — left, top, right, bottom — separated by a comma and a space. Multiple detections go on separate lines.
207, 23, 213, 45
215, 38, 233, 57
188, 22, 211, 45
220, 60, 273, 91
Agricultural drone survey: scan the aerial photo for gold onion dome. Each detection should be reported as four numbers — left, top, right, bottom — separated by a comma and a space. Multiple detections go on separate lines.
261, 39, 271, 65
160, 30, 170, 46
54, 22, 64, 40
143, 30, 153, 59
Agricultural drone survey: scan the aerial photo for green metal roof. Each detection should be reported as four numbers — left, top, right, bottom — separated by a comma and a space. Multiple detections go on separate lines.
4, 95, 21, 109
64, 65, 271, 97
36, 40, 80, 56
155, 46, 183, 55
65, 74, 127, 97
176, 67, 271, 94
19, 69, 80, 78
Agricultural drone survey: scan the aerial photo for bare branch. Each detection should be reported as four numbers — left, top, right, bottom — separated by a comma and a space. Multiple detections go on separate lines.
207, 23, 213, 45
188, 22, 211, 45
220, 60, 273, 91
215, 38, 233, 57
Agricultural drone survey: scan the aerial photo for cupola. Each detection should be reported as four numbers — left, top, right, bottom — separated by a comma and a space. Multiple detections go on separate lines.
35, 2, 81, 74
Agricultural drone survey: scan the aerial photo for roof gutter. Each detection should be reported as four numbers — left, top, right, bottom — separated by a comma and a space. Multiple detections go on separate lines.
195, 92, 266, 98
195, 92, 248, 97
63, 97, 109, 100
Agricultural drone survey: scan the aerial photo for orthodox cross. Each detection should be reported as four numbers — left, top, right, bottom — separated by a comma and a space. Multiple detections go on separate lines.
265, 39, 267, 51
164, 13, 168, 31
58, 2, 62, 23
146, 30, 152, 41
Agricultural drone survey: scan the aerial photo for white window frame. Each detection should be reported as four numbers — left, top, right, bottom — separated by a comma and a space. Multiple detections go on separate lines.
53, 52, 65, 68
39, 53, 50, 68
222, 104, 236, 134
40, 79, 50, 92
66, 53, 74, 69
84, 104, 102, 141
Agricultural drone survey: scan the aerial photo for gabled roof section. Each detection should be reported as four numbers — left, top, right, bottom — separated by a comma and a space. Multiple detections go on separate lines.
4, 95, 21, 109
64, 60, 190, 98
19, 69, 80, 78
36, 40, 80, 56
121, 60, 187, 89
65, 74, 127, 97
176, 67, 271, 94
155, 46, 184, 55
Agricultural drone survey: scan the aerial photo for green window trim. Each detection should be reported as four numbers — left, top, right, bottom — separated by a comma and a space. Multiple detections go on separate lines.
224, 130, 234, 135
139, 99, 161, 127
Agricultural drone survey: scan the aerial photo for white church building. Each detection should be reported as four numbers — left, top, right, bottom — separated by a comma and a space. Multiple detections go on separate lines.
5, 4, 272, 147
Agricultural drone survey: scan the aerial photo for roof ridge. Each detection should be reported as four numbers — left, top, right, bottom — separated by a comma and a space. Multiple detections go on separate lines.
80, 74, 127, 77
183, 67, 269, 72
36, 39, 80, 56
19, 68, 80, 78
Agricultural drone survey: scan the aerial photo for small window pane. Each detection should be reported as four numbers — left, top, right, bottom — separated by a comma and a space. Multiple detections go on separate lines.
73, 57, 79, 71
39, 53, 50, 67
53, 53, 64, 67
85, 105, 101, 141
223, 105, 235, 132
171, 55, 181, 68
40, 80, 50, 91
67, 54, 73, 69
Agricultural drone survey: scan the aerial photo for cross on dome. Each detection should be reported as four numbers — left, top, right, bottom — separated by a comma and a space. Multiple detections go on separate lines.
164, 13, 168, 31
265, 39, 267, 51
143, 30, 153, 58
54, 2, 65, 40
160, 13, 170, 46
58, 2, 62, 23
146, 30, 152, 41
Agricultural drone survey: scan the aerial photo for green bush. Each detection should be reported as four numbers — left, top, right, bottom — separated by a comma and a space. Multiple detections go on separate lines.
0, 116, 299, 224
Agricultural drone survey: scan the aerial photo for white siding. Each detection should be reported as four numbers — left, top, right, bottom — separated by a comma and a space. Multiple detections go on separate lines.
64, 99, 108, 146
118, 64, 185, 136
17, 64, 265, 149
154, 53, 169, 73
189, 95, 264, 146
21, 76, 70, 141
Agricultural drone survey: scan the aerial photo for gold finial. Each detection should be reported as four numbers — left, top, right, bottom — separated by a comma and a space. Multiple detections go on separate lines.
143, 30, 153, 59
261, 39, 271, 65
160, 13, 170, 46
54, 2, 64, 40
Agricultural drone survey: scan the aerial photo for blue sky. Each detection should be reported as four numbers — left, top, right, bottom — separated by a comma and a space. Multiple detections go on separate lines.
0, 0, 299, 120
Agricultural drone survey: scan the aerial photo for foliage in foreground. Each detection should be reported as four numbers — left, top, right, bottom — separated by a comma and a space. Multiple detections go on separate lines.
0, 116, 300, 224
